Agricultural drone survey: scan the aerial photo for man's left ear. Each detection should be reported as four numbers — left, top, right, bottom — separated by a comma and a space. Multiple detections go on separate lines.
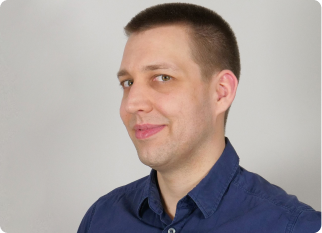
212, 70, 238, 115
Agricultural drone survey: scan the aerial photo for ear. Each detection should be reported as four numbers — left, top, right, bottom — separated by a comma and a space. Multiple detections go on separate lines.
211, 70, 238, 116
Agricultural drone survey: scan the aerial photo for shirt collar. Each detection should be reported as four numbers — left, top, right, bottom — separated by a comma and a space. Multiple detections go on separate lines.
137, 169, 163, 219
188, 137, 240, 218
136, 137, 240, 219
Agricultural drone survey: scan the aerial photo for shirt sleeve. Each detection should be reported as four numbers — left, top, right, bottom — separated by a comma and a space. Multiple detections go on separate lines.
77, 202, 97, 233
292, 209, 321, 233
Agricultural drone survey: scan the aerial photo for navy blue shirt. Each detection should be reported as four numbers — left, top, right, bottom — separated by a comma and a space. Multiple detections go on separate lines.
77, 138, 321, 233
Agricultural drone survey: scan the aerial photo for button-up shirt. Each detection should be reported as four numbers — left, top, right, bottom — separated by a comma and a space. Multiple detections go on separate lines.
77, 138, 321, 233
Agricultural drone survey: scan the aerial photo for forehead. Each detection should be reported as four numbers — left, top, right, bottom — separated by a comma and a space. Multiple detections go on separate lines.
119, 25, 196, 74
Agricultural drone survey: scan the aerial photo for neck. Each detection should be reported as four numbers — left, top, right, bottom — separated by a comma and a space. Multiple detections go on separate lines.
156, 134, 226, 220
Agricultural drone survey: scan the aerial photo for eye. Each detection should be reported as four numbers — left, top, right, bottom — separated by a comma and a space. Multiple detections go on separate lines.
121, 80, 133, 88
154, 74, 172, 82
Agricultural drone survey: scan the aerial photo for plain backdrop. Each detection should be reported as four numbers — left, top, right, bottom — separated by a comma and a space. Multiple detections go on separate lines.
0, 0, 320, 232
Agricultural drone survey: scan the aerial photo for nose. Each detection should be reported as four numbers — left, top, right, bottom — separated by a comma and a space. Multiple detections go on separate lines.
123, 82, 153, 114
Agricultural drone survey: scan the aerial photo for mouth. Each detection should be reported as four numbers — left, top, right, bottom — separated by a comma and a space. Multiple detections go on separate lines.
134, 124, 166, 140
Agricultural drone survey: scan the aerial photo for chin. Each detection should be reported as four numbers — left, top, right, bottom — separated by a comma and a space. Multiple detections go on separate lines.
137, 150, 169, 169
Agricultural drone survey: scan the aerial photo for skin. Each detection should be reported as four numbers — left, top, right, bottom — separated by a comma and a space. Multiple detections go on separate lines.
118, 25, 238, 219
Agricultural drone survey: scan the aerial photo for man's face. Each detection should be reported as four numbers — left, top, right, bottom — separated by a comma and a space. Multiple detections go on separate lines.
118, 25, 217, 172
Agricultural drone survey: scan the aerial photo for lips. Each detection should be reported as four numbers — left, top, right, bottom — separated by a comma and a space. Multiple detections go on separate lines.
134, 124, 166, 139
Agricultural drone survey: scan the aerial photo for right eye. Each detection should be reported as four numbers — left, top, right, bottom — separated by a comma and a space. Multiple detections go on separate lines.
121, 80, 134, 88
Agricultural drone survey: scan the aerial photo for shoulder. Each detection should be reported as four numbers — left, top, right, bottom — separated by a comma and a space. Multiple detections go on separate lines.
77, 175, 149, 233
232, 166, 313, 212
231, 166, 321, 233
291, 209, 321, 233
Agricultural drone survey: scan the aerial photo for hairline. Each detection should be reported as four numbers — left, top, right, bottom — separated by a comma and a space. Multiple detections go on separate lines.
125, 22, 221, 82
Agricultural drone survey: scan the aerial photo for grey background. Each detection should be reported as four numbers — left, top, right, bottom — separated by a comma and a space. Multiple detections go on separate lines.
0, 0, 320, 232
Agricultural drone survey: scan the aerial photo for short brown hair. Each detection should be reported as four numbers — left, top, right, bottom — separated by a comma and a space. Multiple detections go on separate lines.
124, 3, 240, 127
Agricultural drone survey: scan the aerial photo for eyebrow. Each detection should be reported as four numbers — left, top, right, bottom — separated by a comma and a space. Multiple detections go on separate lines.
117, 63, 179, 79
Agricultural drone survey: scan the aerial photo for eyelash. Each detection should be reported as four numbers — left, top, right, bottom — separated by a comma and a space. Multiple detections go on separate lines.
119, 74, 172, 89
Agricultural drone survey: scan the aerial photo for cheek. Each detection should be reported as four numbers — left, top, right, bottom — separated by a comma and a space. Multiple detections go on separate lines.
154, 92, 184, 117
119, 99, 128, 123
155, 91, 198, 126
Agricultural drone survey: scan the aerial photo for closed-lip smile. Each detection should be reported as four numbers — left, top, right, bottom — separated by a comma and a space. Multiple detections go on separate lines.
134, 124, 166, 139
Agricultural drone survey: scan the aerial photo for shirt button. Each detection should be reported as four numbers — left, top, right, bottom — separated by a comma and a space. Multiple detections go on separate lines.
168, 228, 176, 233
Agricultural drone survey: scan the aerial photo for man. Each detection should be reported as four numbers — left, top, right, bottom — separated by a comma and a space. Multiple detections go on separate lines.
77, 3, 320, 233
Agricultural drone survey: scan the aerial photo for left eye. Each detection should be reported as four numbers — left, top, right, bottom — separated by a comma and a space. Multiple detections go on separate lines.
154, 75, 172, 82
